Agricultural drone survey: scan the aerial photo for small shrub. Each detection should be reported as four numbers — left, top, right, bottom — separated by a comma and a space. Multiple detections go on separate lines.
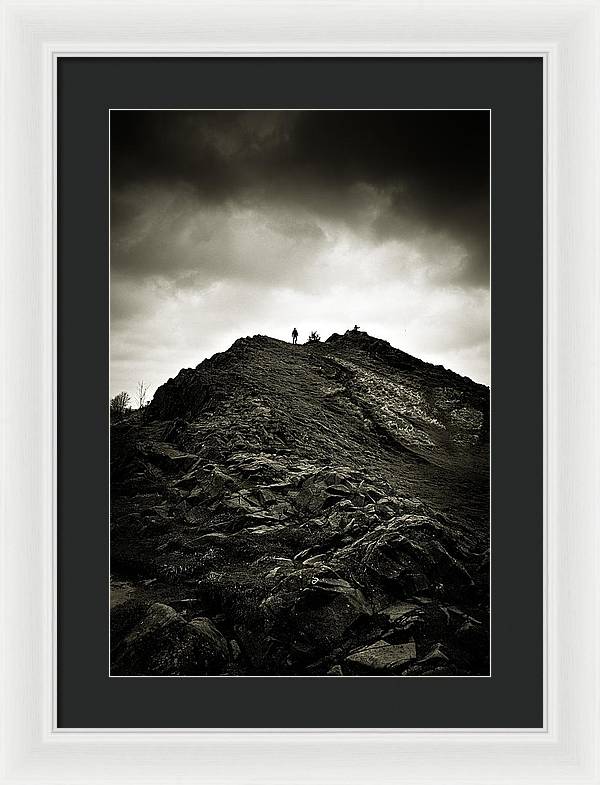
308, 331, 321, 343
110, 391, 131, 419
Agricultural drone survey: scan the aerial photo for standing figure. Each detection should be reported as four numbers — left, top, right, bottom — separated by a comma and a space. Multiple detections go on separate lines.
292, 327, 298, 345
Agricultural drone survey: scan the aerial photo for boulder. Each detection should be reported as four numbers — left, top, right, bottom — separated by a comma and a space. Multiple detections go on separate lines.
382, 600, 422, 622
229, 453, 288, 480
345, 639, 416, 673
335, 527, 472, 592
256, 574, 372, 666
221, 491, 260, 514
294, 477, 329, 515
245, 523, 287, 535
187, 617, 230, 666
111, 603, 229, 676
140, 443, 197, 473
417, 642, 450, 667
186, 467, 236, 504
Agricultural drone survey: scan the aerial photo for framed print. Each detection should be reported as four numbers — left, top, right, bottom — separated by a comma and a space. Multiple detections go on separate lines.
1, 1, 599, 784
58, 56, 541, 729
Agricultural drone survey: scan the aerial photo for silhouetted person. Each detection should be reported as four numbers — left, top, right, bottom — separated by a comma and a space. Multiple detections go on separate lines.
292, 327, 298, 345
353, 324, 360, 332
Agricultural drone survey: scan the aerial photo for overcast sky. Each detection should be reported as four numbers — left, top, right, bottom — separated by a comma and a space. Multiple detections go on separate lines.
110, 109, 490, 405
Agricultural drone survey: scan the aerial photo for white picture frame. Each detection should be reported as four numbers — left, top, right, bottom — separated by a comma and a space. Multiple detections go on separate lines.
1, 1, 598, 782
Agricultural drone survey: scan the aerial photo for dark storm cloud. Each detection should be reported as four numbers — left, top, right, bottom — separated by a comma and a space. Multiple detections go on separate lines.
111, 110, 489, 287
110, 110, 490, 403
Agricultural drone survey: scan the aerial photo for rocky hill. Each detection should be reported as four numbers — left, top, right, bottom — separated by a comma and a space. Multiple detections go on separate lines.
110, 330, 490, 676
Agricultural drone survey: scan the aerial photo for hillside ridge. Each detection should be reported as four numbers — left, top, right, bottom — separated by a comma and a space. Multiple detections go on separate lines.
151, 329, 488, 410
111, 329, 490, 676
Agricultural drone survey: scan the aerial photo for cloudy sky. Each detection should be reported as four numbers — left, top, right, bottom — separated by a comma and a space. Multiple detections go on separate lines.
110, 109, 490, 405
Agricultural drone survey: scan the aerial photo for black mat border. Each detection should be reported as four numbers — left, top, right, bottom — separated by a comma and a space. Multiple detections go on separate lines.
57, 56, 543, 728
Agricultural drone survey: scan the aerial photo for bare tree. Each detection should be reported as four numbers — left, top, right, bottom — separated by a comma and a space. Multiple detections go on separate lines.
110, 391, 131, 419
136, 380, 150, 410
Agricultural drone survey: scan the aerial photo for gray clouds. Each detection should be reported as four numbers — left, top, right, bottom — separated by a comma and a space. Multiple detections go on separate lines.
111, 110, 490, 403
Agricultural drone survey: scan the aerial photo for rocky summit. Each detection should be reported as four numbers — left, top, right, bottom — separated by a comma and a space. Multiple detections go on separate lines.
110, 330, 490, 676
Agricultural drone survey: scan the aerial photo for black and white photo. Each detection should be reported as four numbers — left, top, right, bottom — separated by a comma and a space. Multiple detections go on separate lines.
109, 109, 490, 677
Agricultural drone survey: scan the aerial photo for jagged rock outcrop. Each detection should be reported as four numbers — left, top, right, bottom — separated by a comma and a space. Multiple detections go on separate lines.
111, 330, 489, 676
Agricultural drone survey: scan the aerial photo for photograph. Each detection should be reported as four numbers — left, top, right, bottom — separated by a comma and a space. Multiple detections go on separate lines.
109, 108, 491, 677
